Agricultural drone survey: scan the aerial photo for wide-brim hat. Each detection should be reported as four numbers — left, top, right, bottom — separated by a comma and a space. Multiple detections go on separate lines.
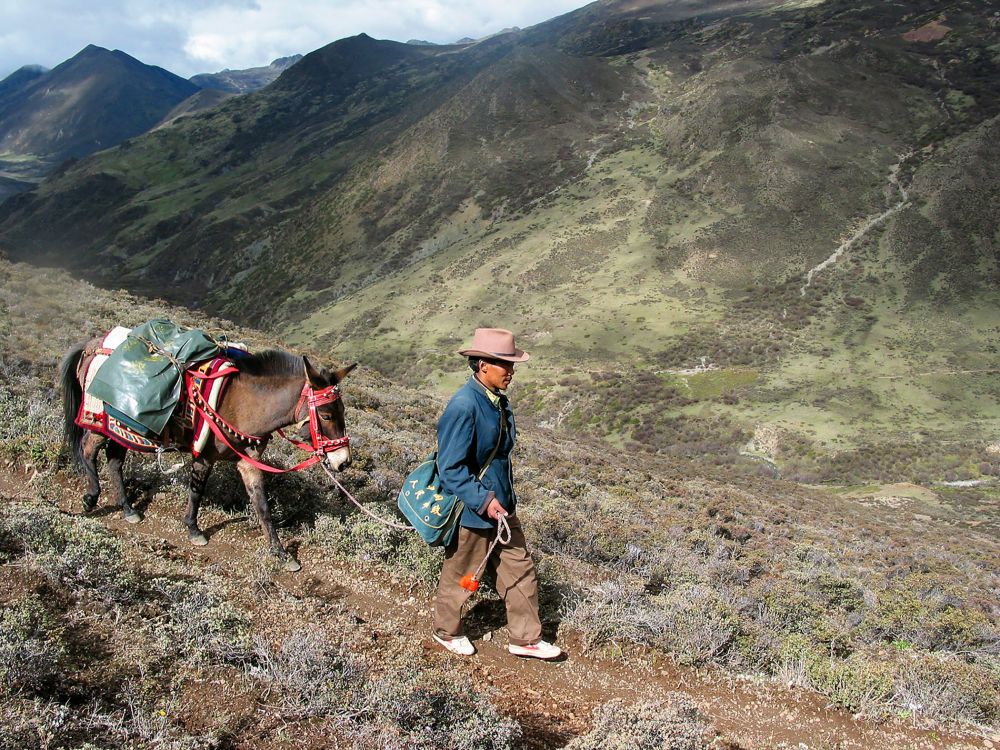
458, 328, 530, 362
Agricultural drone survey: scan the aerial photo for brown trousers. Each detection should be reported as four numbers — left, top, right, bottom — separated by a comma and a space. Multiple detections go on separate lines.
433, 514, 543, 647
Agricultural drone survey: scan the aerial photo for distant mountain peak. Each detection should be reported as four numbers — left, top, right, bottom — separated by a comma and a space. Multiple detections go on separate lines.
0, 43, 198, 180
189, 54, 303, 94
76, 44, 121, 60
269, 55, 301, 68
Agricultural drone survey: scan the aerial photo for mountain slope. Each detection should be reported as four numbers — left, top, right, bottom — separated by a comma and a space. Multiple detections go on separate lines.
0, 0, 998, 477
0, 65, 51, 200
0, 64, 48, 111
154, 88, 236, 128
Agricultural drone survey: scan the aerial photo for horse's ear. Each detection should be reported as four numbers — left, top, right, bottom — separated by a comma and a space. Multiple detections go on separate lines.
303, 356, 324, 387
332, 363, 357, 384
303, 357, 356, 386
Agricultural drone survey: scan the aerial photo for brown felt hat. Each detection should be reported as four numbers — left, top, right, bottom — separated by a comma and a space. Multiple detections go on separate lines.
458, 328, 530, 362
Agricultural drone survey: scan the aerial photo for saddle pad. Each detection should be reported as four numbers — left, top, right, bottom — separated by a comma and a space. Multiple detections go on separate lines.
77, 352, 239, 455
81, 326, 131, 420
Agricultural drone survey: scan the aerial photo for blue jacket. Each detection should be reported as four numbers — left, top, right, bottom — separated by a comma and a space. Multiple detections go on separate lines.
436, 375, 516, 530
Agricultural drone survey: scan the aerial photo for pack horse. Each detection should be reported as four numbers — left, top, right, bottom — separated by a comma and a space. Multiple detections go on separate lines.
59, 321, 355, 571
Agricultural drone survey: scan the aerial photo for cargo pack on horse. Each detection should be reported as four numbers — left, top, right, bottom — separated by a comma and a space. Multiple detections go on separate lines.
59, 321, 356, 571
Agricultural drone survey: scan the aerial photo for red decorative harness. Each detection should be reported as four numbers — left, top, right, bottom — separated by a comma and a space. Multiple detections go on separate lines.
285, 382, 351, 456
188, 377, 349, 474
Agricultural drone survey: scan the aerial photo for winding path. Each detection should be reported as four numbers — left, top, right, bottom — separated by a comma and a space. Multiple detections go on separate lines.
800, 155, 912, 296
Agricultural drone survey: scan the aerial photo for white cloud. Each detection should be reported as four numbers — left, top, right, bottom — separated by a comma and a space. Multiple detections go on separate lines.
0, 0, 589, 81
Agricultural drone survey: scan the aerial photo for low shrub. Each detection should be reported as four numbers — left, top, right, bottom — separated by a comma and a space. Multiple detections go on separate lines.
652, 584, 739, 665
563, 579, 645, 650
775, 636, 895, 719
861, 578, 1000, 656
0, 698, 74, 750
309, 512, 443, 583
250, 626, 369, 716
0, 594, 67, 695
0, 504, 142, 603
893, 651, 1000, 725
361, 665, 521, 750
1, 503, 141, 604
251, 628, 521, 748
809, 652, 897, 721
115, 679, 207, 748
0, 386, 62, 466
156, 579, 254, 667
564, 580, 737, 666
565, 693, 713, 749
747, 577, 835, 644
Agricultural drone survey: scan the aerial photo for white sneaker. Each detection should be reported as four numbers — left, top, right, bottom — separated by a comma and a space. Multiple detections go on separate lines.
508, 640, 562, 660
433, 633, 475, 655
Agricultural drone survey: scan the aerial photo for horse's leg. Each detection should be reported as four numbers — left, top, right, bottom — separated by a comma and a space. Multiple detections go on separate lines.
104, 441, 141, 523
183, 457, 214, 547
79, 432, 104, 512
236, 459, 300, 572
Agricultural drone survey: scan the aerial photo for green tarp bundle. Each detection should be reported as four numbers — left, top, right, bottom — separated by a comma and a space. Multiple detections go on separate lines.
87, 318, 223, 436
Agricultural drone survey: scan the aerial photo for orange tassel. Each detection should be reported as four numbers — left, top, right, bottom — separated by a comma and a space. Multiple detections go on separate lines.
460, 574, 480, 592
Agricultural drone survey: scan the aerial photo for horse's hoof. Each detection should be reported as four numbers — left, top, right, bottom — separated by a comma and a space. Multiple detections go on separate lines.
189, 532, 209, 547
81, 496, 98, 513
282, 557, 302, 573
124, 511, 143, 524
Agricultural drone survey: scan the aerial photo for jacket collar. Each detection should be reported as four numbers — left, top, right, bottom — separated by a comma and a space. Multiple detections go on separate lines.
471, 375, 503, 407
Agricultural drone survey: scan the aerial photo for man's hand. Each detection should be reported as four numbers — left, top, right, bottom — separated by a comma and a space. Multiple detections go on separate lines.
486, 497, 507, 520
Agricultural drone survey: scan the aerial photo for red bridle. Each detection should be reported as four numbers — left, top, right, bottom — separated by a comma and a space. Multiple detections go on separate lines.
188, 375, 349, 473
288, 382, 350, 455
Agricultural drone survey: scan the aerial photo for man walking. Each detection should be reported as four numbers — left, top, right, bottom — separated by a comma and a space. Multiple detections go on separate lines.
431, 328, 561, 660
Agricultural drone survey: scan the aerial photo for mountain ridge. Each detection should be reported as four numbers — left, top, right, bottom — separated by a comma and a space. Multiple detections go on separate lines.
189, 54, 302, 93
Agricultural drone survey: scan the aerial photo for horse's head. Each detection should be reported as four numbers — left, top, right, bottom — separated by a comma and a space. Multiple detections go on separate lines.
303, 357, 357, 471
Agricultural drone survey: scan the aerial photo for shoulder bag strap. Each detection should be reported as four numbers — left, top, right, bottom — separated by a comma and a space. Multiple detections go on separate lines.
476, 400, 507, 480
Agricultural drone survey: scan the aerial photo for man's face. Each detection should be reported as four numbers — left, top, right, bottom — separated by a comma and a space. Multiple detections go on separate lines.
480, 359, 514, 391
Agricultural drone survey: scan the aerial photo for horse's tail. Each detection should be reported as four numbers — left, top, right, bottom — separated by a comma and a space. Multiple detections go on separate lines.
59, 342, 87, 471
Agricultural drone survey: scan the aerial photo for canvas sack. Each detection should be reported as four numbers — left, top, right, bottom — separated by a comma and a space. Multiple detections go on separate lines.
397, 415, 504, 546
396, 451, 464, 546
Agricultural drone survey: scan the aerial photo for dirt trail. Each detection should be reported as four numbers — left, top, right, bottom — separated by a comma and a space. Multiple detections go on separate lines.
800, 153, 911, 296
14, 468, 991, 750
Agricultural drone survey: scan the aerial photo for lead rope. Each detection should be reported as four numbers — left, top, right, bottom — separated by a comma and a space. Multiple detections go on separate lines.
320, 463, 414, 530
460, 513, 511, 592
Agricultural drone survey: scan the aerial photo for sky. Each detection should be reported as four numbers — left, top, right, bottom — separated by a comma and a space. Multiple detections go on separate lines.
0, 0, 591, 81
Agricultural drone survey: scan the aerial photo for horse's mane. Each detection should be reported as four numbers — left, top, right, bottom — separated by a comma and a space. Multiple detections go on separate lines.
234, 349, 303, 379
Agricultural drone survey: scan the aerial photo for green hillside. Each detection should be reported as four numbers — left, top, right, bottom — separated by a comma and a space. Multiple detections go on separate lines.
0, 0, 998, 487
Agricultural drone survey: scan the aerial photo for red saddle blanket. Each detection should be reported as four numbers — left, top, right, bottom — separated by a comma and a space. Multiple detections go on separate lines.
77, 353, 240, 456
